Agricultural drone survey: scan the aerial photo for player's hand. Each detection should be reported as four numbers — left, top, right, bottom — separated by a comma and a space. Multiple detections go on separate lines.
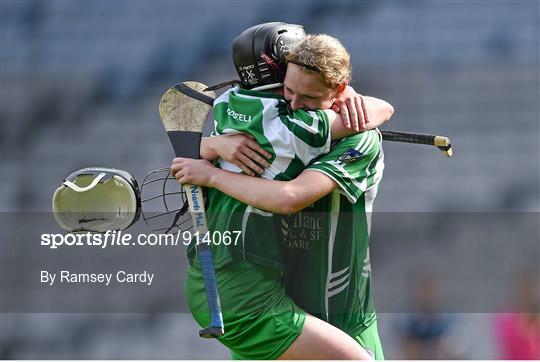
331, 86, 370, 132
210, 133, 271, 176
171, 158, 216, 187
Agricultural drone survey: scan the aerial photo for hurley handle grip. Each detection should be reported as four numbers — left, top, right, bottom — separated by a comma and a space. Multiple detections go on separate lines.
381, 130, 453, 157
198, 248, 225, 338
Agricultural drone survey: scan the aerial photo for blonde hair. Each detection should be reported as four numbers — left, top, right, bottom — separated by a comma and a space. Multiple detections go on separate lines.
286, 34, 351, 89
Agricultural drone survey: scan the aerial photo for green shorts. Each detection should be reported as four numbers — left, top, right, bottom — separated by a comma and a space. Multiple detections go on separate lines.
354, 320, 385, 360
185, 261, 306, 360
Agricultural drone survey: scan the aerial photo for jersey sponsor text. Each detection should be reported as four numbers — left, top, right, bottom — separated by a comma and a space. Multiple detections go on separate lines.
227, 108, 252, 123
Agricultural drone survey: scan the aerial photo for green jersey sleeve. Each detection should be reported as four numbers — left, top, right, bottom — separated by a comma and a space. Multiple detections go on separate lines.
307, 129, 384, 204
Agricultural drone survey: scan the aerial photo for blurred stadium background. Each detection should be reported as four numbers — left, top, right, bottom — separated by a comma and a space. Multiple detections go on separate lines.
1, 0, 539, 359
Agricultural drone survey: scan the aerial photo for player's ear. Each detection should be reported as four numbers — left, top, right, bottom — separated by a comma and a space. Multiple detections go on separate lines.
335, 83, 347, 96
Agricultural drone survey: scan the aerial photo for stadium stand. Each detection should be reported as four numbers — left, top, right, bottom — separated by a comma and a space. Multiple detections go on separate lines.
1, 1, 538, 358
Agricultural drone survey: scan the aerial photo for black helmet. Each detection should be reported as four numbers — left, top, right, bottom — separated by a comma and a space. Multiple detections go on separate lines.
233, 22, 306, 90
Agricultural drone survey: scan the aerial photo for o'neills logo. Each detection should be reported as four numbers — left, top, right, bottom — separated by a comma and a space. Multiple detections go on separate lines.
227, 108, 252, 123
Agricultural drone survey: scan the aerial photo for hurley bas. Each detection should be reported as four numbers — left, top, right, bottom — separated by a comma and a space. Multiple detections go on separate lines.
41, 270, 154, 286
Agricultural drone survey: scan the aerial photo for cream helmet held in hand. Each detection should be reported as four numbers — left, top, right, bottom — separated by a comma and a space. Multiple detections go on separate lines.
52, 167, 141, 233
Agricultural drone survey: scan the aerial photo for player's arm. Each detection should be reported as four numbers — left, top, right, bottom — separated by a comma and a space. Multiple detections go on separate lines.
332, 85, 394, 131
173, 129, 382, 212
328, 95, 394, 140
199, 137, 220, 160
200, 134, 271, 176
171, 158, 337, 214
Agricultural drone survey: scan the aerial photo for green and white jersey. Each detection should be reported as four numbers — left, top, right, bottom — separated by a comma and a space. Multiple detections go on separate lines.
282, 130, 384, 337
212, 86, 331, 179
188, 86, 332, 271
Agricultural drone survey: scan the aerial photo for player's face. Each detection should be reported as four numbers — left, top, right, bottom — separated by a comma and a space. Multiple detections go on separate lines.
283, 63, 340, 111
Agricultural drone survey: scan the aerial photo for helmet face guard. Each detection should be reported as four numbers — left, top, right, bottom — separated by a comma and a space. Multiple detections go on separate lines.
139, 167, 193, 234
233, 22, 306, 90
52, 167, 141, 233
